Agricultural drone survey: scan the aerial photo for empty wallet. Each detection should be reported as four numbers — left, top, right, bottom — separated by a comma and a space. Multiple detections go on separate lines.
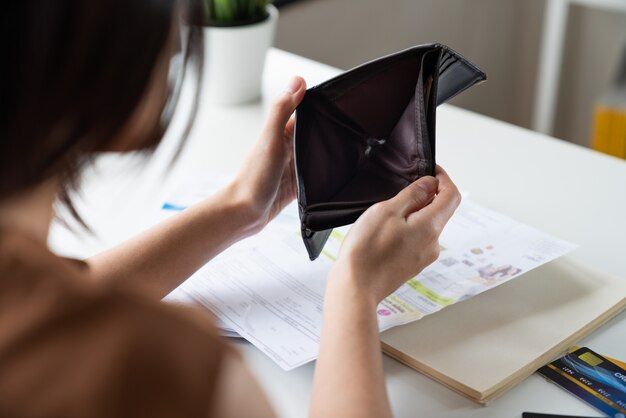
294, 43, 486, 260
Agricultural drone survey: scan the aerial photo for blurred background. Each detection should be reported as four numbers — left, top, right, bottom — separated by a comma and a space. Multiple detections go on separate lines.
272, 0, 626, 156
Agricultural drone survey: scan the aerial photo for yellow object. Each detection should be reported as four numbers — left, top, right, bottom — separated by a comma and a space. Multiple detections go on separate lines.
591, 104, 626, 159
578, 351, 604, 367
406, 279, 455, 307
610, 356, 626, 369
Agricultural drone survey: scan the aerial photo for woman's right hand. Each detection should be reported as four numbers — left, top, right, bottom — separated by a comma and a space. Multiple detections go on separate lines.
312, 166, 461, 418
328, 165, 461, 306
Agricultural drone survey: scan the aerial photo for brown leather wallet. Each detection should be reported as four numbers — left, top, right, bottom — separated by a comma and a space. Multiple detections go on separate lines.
294, 44, 486, 260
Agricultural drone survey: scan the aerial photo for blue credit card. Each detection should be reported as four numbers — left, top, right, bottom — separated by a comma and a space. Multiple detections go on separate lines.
538, 347, 626, 417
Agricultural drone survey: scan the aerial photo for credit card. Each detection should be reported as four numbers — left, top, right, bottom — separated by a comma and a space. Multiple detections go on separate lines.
570, 346, 626, 371
538, 347, 626, 418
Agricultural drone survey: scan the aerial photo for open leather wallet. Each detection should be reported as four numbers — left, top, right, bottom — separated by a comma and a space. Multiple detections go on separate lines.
294, 43, 486, 260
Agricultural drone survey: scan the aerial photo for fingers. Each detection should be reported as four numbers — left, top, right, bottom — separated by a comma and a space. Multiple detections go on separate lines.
385, 175, 439, 216
264, 76, 306, 138
408, 165, 461, 231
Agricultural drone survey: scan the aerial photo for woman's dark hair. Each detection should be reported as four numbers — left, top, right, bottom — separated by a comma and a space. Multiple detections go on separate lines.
0, 0, 203, 223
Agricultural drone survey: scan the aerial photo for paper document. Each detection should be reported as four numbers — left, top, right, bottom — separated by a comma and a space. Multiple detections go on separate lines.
163, 181, 577, 370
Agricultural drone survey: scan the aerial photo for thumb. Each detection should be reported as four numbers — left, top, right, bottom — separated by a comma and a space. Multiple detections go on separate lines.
387, 176, 439, 217
265, 76, 306, 136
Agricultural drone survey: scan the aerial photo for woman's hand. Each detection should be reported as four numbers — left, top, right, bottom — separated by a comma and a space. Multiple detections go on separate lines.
89, 77, 306, 299
329, 166, 461, 306
311, 167, 460, 418
228, 76, 306, 236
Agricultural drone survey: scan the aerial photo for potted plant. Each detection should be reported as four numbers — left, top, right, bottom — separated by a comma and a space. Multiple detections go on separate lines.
200, 0, 279, 105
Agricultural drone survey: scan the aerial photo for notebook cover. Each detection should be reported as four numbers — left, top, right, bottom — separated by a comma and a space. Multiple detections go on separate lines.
380, 258, 626, 404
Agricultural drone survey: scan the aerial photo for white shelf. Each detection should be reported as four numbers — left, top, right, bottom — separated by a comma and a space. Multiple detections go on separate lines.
532, 0, 626, 135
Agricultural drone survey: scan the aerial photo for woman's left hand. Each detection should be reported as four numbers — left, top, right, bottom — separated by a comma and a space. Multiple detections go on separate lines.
228, 76, 306, 235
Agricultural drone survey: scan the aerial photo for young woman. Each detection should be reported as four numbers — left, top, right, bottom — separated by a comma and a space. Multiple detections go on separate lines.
0, 1, 461, 417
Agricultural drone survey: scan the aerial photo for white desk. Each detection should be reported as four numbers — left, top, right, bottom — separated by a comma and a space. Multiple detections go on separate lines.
49, 49, 626, 418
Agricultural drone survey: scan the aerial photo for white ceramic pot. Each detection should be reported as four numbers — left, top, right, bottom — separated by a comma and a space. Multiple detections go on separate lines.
202, 4, 278, 105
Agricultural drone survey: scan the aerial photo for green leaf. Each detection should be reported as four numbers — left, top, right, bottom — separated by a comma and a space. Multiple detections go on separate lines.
205, 0, 270, 23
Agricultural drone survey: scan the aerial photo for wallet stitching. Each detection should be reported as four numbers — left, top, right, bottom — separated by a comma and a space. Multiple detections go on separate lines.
415, 96, 422, 178
415, 61, 428, 178
428, 55, 441, 163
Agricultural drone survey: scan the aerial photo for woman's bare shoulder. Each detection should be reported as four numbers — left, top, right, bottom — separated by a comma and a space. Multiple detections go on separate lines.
0, 228, 229, 418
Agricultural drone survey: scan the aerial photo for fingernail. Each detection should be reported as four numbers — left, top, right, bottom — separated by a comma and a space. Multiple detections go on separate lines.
417, 176, 438, 194
286, 76, 302, 94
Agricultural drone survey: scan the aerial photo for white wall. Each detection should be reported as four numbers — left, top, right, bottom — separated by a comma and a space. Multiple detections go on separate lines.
274, 0, 626, 147
554, 4, 626, 145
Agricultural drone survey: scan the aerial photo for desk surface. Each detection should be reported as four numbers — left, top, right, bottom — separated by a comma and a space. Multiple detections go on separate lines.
49, 48, 626, 418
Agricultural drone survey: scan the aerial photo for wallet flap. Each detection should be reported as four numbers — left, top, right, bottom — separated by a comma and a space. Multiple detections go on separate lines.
436, 47, 486, 105
301, 228, 332, 262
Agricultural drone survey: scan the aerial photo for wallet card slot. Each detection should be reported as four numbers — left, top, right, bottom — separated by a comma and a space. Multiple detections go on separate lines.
435, 49, 486, 106
438, 52, 458, 75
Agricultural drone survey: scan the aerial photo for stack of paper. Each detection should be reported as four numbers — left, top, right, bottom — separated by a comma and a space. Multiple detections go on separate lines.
163, 182, 578, 372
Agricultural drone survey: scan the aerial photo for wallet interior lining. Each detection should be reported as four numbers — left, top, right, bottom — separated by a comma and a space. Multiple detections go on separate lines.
300, 50, 439, 215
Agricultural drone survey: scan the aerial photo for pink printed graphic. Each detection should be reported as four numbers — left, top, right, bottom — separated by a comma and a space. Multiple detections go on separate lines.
377, 309, 392, 316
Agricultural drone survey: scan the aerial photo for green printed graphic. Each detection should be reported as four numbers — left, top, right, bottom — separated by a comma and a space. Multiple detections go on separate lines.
321, 250, 336, 262
331, 230, 345, 242
320, 230, 344, 261
297, 229, 347, 262
385, 295, 421, 314
407, 280, 455, 306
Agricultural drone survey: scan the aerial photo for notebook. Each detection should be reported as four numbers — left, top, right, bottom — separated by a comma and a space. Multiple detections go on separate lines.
380, 258, 626, 404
